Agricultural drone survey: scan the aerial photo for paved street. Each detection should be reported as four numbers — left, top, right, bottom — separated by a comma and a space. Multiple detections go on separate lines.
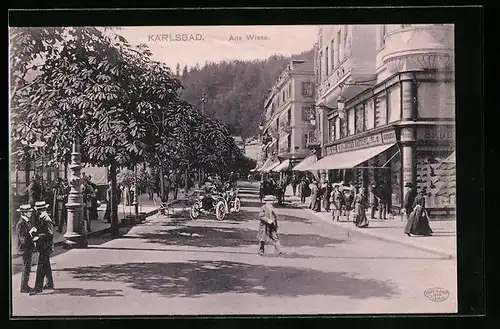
12, 182, 457, 316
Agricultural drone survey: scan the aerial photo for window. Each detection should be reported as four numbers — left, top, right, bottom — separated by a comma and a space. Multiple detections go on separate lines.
288, 83, 292, 98
303, 133, 309, 149
348, 108, 355, 136
337, 31, 342, 64
344, 25, 348, 52
329, 119, 335, 142
380, 25, 386, 47
335, 117, 341, 140
364, 99, 375, 130
302, 82, 313, 97
355, 104, 364, 133
325, 46, 329, 76
375, 95, 388, 127
340, 116, 348, 139
287, 108, 291, 123
282, 90, 285, 102
331, 39, 335, 70
301, 105, 313, 121
319, 50, 323, 80
388, 86, 401, 123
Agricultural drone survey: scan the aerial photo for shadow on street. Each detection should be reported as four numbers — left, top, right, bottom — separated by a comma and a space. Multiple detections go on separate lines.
122, 225, 346, 248
56, 260, 399, 299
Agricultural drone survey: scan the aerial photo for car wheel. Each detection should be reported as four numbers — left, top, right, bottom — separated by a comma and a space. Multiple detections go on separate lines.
215, 201, 226, 220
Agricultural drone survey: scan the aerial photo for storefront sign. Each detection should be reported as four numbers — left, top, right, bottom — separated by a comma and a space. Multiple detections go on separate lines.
402, 86, 414, 119
326, 130, 396, 155
400, 127, 415, 142
417, 126, 455, 141
382, 130, 397, 144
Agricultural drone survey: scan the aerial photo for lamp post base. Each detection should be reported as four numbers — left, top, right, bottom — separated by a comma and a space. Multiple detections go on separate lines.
62, 234, 88, 249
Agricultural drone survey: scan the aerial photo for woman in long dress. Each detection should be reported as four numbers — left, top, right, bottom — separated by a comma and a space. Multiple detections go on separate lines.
404, 189, 433, 236
353, 187, 369, 228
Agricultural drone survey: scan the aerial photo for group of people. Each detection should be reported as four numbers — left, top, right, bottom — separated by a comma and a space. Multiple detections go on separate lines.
16, 201, 55, 295
403, 183, 433, 237
258, 175, 288, 205
24, 173, 100, 234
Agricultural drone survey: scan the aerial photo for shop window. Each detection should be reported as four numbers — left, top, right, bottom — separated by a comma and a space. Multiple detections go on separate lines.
355, 105, 364, 134
364, 99, 375, 130
375, 95, 388, 127
388, 86, 401, 123
348, 108, 355, 136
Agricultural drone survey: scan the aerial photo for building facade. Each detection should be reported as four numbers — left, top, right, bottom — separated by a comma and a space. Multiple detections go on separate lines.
303, 24, 455, 218
258, 57, 316, 173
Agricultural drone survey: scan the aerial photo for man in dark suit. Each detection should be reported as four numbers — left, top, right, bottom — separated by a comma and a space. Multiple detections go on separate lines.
54, 178, 70, 233
403, 182, 417, 220
16, 205, 37, 293
28, 175, 42, 207
30, 201, 55, 295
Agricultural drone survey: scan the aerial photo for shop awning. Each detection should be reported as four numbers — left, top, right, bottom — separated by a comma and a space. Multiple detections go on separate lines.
443, 151, 455, 163
303, 143, 397, 171
259, 158, 280, 173
292, 153, 318, 171
271, 159, 290, 172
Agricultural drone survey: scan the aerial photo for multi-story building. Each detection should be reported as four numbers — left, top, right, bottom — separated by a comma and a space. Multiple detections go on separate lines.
298, 24, 455, 218
258, 57, 316, 174
232, 136, 245, 155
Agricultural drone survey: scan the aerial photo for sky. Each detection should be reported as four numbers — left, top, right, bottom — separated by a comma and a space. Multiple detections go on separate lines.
116, 25, 319, 70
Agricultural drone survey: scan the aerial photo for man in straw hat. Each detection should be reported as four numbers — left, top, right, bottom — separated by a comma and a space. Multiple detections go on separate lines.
30, 201, 55, 294
16, 204, 38, 293
256, 195, 285, 257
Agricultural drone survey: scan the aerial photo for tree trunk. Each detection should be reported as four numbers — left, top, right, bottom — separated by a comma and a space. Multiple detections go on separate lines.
159, 163, 164, 202
185, 163, 189, 195
110, 160, 119, 237
64, 162, 68, 179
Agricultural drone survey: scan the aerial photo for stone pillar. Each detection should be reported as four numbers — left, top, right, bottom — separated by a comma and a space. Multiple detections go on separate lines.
63, 137, 88, 249
400, 127, 417, 190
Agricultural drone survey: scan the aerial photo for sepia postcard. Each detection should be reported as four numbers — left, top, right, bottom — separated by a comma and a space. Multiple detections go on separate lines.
10, 22, 457, 317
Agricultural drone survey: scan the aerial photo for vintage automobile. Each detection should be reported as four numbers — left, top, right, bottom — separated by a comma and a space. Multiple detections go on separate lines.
189, 186, 227, 220
221, 183, 241, 213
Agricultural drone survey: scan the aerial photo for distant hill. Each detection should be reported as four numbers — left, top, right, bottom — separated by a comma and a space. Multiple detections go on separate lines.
176, 48, 314, 139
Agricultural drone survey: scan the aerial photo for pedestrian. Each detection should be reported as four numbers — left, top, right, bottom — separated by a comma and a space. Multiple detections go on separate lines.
28, 175, 42, 207
16, 204, 37, 293
256, 195, 285, 256
291, 176, 298, 196
353, 187, 369, 228
309, 180, 318, 209
170, 170, 179, 200
323, 181, 332, 212
313, 181, 324, 212
331, 183, 343, 221
403, 182, 416, 220
30, 201, 55, 295
123, 184, 131, 206
299, 178, 309, 203
86, 175, 99, 223
54, 178, 70, 233
405, 188, 433, 237
341, 181, 355, 222
379, 180, 391, 220
369, 181, 380, 219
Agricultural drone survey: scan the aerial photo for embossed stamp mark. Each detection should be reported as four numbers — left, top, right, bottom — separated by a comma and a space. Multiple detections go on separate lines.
424, 288, 449, 302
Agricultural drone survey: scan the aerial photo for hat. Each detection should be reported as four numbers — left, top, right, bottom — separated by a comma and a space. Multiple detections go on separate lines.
34, 201, 50, 210
263, 195, 276, 202
404, 182, 413, 188
16, 204, 33, 213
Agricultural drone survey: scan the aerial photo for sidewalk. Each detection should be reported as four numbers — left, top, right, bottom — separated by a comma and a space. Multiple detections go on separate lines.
11, 191, 194, 253
283, 186, 456, 259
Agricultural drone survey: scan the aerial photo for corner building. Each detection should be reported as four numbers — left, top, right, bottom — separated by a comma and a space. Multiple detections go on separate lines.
258, 58, 316, 175
304, 24, 455, 219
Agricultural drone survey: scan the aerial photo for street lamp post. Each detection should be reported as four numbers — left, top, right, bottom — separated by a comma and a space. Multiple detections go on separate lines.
63, 117, 88, 248
133, 165, 139, 222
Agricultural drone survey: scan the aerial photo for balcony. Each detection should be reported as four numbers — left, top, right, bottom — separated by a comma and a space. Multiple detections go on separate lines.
382, 25, 454, 73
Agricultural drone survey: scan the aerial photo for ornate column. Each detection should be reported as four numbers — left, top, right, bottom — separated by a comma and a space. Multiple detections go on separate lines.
63, 136, 88, 249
